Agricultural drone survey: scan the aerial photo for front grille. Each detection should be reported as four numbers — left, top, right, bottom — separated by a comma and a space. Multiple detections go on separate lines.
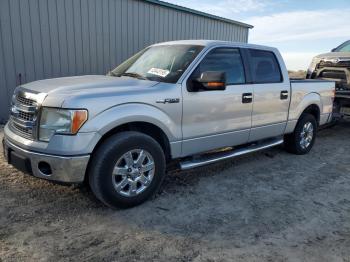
318, 60, 350, 69
10, 91, 39, 140
11, 121, 33, 139
16, 95, 36, 106
18, 111, 34, 121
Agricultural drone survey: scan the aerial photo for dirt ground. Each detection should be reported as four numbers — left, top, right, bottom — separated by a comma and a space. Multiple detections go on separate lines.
1, 121, 350, 262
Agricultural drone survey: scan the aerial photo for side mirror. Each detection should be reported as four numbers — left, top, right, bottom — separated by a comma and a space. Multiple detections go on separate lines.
194, 71, 226, 91
331, 48, 336, 52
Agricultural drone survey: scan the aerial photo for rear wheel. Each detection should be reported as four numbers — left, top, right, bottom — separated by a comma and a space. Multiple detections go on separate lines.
88, 131, 166, 208
284, 113, 317, 155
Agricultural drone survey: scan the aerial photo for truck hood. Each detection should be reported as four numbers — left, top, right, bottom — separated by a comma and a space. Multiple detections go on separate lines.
21, 75, 158, 94
315, 51, 350, 59
20, 75, 159, 107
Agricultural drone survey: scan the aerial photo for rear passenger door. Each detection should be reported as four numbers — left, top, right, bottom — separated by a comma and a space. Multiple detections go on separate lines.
244, 48, 290, 142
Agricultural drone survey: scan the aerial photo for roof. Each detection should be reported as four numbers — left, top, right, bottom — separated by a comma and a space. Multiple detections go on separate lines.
153, 40, 274, 51
153, 40, 228, 46
144, 0, 254, 29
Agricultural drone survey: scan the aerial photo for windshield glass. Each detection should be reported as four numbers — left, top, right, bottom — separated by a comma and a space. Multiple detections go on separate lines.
110, 45, 204, 83
334, 40, 350, 52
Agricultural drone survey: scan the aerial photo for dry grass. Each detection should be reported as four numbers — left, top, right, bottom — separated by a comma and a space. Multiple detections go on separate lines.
288, 70, 307, 79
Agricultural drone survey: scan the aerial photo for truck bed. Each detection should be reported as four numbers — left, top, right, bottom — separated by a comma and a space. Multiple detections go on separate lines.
289, 79, 335, 125
298, 77, 350, 117
289, 78, 335, 83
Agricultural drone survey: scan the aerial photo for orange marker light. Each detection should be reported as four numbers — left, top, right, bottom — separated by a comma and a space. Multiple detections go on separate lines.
207, 82, 224, 87
71, 110, 88, 134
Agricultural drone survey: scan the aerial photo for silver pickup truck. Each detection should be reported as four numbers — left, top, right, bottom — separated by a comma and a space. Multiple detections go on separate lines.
3, 40, 335, 208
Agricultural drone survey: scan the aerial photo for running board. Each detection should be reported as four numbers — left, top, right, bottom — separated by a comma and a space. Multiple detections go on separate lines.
179, 138, 284, 170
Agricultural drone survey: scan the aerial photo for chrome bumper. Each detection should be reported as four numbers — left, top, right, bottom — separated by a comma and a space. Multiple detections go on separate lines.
3, 138, 90, 183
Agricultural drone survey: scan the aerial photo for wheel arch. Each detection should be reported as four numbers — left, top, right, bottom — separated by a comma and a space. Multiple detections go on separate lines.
81, 102, 182, 157
285, 92, 322, 134
84, 121, 173, 185
93, 121, 172, 162
81, 103, 181, 183
301, 104, 320, 125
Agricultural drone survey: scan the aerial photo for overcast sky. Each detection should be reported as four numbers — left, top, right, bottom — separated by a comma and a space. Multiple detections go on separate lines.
164, 0, 350, 70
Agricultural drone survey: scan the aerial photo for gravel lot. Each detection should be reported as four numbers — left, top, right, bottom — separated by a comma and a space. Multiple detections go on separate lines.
1, 121, 350, 262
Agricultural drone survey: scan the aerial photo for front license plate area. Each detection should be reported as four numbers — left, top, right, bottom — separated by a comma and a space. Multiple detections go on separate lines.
8, 150, 32, 174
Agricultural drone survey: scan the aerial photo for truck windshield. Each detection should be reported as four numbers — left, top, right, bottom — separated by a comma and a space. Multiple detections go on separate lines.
334, 40, 350, 52
110, 45, 204, 83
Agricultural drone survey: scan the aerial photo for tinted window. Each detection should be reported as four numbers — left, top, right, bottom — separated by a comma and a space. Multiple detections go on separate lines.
248, 49, 282, 83
191, 48, 246, 85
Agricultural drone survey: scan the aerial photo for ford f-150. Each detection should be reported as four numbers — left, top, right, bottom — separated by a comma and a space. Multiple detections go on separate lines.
3, 40, 335, 208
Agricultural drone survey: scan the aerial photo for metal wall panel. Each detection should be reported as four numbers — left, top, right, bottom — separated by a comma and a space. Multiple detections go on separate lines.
0, 0, 250, 122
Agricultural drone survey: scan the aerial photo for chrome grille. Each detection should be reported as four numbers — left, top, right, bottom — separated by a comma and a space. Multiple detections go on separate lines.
18, 111, 34, 121
16, 95, 36, 106
318, 60, 350, 68
10, 91, 40, 140
10, 121, 33, 139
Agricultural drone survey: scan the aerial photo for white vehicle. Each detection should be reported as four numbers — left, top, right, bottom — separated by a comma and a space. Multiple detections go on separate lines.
3, 40, 335, 208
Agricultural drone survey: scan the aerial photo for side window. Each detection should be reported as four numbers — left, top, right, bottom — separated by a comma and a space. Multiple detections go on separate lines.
191, 48, 246, 86
248, 49, 282, 83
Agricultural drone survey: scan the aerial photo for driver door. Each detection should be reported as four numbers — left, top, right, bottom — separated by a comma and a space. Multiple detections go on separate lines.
181, 47, 253, 157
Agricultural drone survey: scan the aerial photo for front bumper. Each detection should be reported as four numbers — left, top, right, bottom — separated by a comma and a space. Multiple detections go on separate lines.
3, 138, 90, 183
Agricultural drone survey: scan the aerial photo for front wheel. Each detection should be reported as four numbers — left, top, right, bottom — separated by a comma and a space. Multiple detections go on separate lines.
284, 113, 317, 155
88, 131, 166, 208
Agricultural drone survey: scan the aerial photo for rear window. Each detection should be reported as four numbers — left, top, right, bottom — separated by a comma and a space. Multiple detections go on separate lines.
247, 49, 282, 83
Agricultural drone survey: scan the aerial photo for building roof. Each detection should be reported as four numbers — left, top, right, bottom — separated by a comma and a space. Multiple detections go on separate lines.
144, 0, 254, 29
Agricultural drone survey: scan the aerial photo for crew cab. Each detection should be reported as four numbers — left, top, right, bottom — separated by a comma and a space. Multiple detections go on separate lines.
3, 40, 335, 208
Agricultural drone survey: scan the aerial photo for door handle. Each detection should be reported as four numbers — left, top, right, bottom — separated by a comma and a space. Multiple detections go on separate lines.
242, 93, 253, 103
280, 90, 289, 100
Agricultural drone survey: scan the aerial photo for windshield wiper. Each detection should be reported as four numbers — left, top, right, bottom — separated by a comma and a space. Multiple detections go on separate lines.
121, 72, 148, 80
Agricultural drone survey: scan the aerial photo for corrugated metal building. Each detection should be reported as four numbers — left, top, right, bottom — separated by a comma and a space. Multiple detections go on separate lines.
0, 0, 252, 122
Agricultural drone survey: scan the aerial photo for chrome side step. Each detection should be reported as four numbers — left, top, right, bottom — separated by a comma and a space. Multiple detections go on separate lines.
179, 138, 284, 170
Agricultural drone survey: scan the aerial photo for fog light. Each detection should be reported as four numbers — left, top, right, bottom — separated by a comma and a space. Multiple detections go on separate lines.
38, 161, 52, 175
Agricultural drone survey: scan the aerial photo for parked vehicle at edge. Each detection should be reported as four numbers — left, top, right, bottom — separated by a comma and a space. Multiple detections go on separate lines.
306, 40, 350, 117
3, 40, 335, 208
306, 40, 350, 89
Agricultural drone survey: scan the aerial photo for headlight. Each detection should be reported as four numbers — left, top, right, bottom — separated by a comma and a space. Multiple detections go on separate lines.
307, 57, 320, 74
39, 108, 88, 142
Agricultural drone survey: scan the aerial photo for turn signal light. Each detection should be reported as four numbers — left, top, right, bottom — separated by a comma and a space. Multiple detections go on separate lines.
71, 110, 88, 134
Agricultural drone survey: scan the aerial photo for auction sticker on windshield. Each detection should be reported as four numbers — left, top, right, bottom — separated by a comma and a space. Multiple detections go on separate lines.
148, 68, 170, 78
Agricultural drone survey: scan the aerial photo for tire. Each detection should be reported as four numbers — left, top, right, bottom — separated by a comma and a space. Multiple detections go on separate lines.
284, 113, 317, 155
88, 131, 166, 208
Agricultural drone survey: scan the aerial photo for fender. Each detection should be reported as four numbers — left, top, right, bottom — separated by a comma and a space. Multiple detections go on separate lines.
80, 103, 181, 142
285, 92, 322, 134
